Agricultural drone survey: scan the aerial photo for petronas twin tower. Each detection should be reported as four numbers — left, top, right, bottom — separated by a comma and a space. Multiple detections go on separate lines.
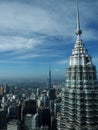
58, 0, 98, 130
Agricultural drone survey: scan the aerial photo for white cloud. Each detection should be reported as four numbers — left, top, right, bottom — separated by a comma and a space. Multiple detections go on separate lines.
0, 35, 44, 60
0, 35, 42, 52
0, 2, 58, 35
53, 68, 60, 72
18, 54, 41, 59
56, 59, 69, 65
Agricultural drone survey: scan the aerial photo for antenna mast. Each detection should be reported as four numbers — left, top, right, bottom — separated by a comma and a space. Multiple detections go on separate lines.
76, 0, 82, 38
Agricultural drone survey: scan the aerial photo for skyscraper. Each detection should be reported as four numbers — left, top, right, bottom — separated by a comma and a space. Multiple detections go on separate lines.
49, 68, 52, 89
58, 0, 98, 130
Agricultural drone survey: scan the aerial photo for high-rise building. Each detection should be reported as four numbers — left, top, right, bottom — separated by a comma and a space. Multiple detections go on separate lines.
0, 108, 7, 130
58, 0, 98, 130
24, 113, 38, 130
49, 68, 52, 89
7, 105, 17, 120
38, 108, 51, 129
0, 86, 4, 95
21, 99, 37, 123
4, 84, 9, 94
49, 88, 56, 100
7, 120, 19, 130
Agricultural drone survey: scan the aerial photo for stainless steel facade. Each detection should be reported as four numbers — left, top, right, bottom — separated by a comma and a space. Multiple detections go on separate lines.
58, 0, 98, 130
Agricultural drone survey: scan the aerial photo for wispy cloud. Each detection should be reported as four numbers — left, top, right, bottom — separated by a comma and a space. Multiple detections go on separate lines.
0, 36, 41, 51
0, 0, 97, 38
56, 59, 69, 65
0, 35, 45, 60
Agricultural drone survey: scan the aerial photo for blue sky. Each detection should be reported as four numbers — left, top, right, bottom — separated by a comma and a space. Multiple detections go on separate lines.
0, 0, 97, 79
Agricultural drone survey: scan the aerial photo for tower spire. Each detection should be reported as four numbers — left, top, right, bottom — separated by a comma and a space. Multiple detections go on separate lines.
75, 0, 82, 38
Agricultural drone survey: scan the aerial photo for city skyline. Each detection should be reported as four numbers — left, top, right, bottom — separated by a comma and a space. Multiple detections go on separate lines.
0, 0, 97, 79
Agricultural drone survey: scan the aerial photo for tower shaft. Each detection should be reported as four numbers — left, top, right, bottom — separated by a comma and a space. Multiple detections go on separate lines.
49, 69, 52, 89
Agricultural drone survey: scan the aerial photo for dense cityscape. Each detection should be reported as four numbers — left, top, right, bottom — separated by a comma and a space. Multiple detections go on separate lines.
0, 74, 64, 130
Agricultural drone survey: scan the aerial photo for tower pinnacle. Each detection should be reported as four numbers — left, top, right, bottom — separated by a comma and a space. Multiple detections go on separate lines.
75, 0, 82, 38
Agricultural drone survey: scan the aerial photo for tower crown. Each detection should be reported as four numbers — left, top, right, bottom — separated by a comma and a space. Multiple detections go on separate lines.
69, 0, 92, 66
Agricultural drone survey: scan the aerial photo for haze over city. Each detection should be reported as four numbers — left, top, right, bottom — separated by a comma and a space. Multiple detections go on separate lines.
0, 0, 97, 79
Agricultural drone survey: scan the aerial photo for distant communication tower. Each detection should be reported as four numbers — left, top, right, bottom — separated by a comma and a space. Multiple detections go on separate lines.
48, 68, 52, 89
